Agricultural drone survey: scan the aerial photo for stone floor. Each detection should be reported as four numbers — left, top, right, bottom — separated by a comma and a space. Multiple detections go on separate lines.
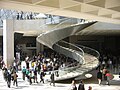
0, 69, 120, 90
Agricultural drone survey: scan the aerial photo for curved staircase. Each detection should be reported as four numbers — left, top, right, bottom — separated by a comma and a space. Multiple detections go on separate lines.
36, 18, 100, 81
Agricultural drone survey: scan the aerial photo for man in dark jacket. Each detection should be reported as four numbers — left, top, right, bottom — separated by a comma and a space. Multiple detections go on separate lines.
78, 80, 85, 90
40, 71, 45, 83
50, 73, 55, 86
7, 71, 11, 88
97, 70, 102, 85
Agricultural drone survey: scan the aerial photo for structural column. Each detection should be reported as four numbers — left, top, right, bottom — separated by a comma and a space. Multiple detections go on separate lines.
36, 41, 44, 54
36, 41, 40, 54
3, 20, 14, 68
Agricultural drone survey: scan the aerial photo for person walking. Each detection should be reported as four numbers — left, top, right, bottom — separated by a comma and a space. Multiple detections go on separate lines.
97, 70, 102, 85
16, 13, 19, 20
102, 67, 107, 81
7, 70, 11, 88
26, 69, 30, 81
50, 73, 55, 86
12, 72, 18, 87
22, 66, 26, 80
105, 71, 111, 85
40, 70, 45, 83
69, 80, 77, 90
29, 71, 32, 85
2, 67, 8, 81
78, 80, 85, 90
34, 67, 38, 83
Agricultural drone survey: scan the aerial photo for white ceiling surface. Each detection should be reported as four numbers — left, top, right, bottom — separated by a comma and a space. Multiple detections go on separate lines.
0, 0, 120, 24
0, 0, 120, 36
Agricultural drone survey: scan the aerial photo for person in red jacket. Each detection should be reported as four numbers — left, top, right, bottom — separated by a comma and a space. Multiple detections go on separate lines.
105, 71, 111, 85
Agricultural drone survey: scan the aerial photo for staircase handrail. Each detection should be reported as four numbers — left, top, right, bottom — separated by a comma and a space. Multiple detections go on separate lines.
76, 44, 100, 59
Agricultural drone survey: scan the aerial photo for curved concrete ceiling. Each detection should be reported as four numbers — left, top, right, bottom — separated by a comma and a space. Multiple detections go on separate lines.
0, 0, 120, 24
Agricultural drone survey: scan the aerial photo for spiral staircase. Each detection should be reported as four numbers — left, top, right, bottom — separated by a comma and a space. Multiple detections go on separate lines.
36, 18, 100, 81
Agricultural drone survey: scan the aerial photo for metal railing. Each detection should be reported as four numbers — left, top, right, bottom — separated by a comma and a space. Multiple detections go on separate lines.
76, 44, 100, 70
76, 44, 100, 59
44, 43, 99, 80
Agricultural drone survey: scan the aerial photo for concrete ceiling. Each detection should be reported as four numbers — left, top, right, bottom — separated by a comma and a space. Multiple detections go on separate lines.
78, 22, 120, 35
0, 0, 120, 36
0, 0, 120, 24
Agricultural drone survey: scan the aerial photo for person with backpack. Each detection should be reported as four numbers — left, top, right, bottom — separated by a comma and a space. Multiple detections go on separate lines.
22, 66, 26, 80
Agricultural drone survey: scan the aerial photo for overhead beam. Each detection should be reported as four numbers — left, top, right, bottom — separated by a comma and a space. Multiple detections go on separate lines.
32, 0, 46, 5
36, 0, 60, 8
73, 0, 84, 3
81, 4, 100, 13
83, 0, 99, 3
105, 0, 120, 8
59, 0, 80, 9
64, 4, 81, 12
85, 10, 99, 15
98, 8, 116, 16
0, 0, 58, 13
101, 14, 112, 18
47, 9, 120, 24
112, 13, 120, 19
87, 0, 106, 8
108, 6, 120, 12
7, 0, 32, 4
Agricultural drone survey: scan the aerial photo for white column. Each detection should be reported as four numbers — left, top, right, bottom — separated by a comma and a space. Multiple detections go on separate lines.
3, 20, 14, 68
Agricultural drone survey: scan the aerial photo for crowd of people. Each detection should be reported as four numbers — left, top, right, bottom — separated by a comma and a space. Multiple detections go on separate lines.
0, 50, 120, 89
97, 67, 114, 86
2, 65, 18, 88
16, 11, 33, 20
96, 53, 120, 86
69, 79, 92, 90
0, 51, 78, 88
99, 53, 120, 73
16, 11, 56, 21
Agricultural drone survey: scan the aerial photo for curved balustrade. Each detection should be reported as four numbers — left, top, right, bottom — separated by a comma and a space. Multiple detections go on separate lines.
53, 41, 84, 64
37, 18, 98, 81
37, 18, 95, 48
76, 44, 100, 59
48, 41, 100, 81
76, 44, 100, 73
52, 42, 83, 76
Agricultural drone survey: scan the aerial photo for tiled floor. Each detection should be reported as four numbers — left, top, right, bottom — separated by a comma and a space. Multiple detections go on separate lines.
0, 70, 120, 90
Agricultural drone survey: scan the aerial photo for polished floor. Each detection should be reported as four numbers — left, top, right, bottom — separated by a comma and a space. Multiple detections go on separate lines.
0, 70, 120, 90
